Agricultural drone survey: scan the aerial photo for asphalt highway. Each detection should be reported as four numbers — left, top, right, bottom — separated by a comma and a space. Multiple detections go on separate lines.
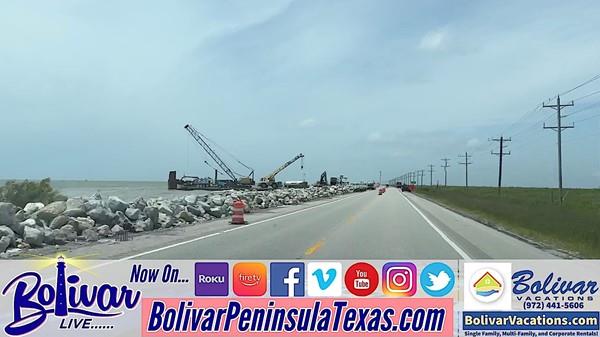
123, 188, 556, 260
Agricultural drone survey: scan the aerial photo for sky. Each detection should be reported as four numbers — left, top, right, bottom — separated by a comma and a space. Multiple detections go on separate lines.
1, 0, 600, 188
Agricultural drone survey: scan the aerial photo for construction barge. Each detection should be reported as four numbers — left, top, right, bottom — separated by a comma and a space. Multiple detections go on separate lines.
168, 124, 310, 191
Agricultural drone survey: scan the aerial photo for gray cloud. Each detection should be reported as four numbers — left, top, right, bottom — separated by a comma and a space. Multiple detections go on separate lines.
1, 0, 599, 187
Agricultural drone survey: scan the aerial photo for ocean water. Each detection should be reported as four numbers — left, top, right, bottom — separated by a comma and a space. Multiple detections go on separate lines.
0, 180, 204, 202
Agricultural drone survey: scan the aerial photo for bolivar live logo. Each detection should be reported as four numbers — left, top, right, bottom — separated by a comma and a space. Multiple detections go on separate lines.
1, 257, 140, 336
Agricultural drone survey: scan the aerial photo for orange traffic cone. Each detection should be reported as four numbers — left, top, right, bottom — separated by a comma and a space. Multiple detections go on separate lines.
230, 199, 247, 224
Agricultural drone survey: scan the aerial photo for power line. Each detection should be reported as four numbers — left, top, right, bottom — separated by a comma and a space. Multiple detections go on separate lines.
500, 72, 600, 139
542, 95, 574, 204
572, 112, 600, 124
428, 164, 435, 186
560, 73, 600, 97
565, 100, 600, 117
572, 89, 600, 102
441, 158, 450, 187
491, 136, 511, 193
458, 152, 472, 188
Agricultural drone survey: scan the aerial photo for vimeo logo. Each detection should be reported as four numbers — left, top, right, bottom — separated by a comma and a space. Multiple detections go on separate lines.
270, 263, 305, 297
307, 262, 342, 296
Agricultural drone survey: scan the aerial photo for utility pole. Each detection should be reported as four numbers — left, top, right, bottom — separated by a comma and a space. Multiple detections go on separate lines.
458, 152, 472, 188
491, 136, 511, 193
543, 95, 574, 205
428, 164, 435, 186
441, 158, 450, 187
418, 169, 425, 186
379, 170, 382, 185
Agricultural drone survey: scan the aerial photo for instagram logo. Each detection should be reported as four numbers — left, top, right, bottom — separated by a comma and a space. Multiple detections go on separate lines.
382, 262, 417, 296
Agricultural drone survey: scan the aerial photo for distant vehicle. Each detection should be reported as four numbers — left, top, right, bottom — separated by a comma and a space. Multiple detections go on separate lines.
401, 184, 411, 192
395, 181, 402, 188
366, 182, 376, 190
284, 181, 309, 188
330, 177, 338, 185
353, 184, 368, 192
378, 187, 385, 195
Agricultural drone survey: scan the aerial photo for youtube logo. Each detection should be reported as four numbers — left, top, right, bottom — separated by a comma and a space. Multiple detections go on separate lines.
344, 262, 379, 296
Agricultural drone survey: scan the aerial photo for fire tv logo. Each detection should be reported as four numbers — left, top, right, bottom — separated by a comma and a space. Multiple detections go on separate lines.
233, 262, 267, 296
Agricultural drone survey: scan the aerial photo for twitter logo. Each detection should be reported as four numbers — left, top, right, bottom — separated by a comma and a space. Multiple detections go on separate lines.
420, 262, 455, 297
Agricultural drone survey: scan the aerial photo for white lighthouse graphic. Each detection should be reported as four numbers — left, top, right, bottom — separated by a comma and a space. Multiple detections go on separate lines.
55, 256, 68, 316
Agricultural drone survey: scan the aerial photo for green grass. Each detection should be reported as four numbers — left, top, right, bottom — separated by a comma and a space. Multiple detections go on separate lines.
0, 178, 66, 208
415, 186, 600, 258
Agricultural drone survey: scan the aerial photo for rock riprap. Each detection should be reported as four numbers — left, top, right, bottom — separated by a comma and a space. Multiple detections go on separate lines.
0, 185, 355, 257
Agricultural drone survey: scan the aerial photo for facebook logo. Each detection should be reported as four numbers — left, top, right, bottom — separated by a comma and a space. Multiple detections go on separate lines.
270, 262, 305, 297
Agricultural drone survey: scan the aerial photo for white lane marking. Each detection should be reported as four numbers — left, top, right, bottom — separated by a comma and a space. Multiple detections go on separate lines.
113, 193, 362, 261
399, 192, 471, 260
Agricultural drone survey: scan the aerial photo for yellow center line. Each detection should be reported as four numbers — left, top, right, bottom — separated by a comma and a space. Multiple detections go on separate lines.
304, 239, 325, 256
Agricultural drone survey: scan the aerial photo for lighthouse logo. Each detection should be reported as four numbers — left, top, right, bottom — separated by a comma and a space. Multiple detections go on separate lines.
1, 256, 141, 336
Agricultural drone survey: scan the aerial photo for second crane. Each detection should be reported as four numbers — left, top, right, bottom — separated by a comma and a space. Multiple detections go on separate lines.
258, 153, 305, 189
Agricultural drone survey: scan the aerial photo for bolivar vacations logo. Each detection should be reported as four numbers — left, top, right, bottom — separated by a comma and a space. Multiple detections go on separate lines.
1, 257, 140, 336
463, 262, 512, 311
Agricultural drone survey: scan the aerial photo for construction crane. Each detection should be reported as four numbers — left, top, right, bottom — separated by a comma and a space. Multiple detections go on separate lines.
184, 124, 255, 188
259, 153, 304, 189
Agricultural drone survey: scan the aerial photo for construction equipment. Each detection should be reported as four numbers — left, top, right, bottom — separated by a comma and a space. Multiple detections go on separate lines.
315, 171, 328, 186
183, 124, 255, 189
258, 153, 304, 189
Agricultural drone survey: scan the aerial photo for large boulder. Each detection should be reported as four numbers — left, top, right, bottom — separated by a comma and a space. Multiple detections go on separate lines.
115, 211, 132, 231
83, 199, 103, 212
111, 224, 124, 234
140, 219, 154, 231
132, 220, 146, 232
53, 229, 68, 245
59, 224, 77, 242
158, 204, 173, 216
207, 207, 223, 218
63, 208, 87, 218
66, 198, 85, 211
82, 229, 99, 242
96, 225, 111, 237
12, 219, 33, 236
176, 210, 195, 223
75, 217, 95, 234
157, 213, 174, 228
125, 208, 141, 221
35, 201, 66, 222
107, 196, 128, 213
198, 201, 211, 211
24, 226, 44, 247
210, 196, 224, 206
0, 202, 16, 226
0, 236, 10, 253
87, 207, 115, 225
184, 195, 198, 205
50, 215, 70, 229
144, 207, 159, 225
0, 226, 16, 247
43, 228, 55, 245
132, 197, 147, 210
186, 205, 205, 217
23, 202, 44, 215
